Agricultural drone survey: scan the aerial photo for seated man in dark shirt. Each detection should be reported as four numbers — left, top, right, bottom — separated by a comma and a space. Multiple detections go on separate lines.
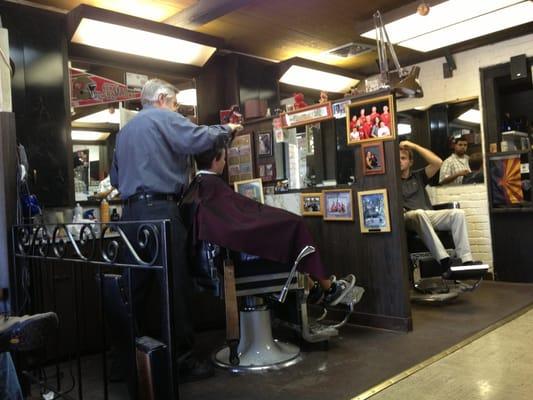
399, 140, 479, 274
180, 137, 356, 306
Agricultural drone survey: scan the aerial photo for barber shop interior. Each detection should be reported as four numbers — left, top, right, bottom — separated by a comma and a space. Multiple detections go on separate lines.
0, 0, 533, 399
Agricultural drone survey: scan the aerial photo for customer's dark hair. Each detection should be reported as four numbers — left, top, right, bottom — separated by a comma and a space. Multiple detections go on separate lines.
195, 135, 228, 170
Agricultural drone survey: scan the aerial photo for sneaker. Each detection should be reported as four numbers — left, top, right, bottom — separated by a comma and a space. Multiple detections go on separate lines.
0, 312, 59, 352
323, 275, 356, 306
178, 357, 214, 383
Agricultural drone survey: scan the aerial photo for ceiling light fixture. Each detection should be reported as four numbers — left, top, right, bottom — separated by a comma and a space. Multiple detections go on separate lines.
279, 65, 359, 93
361, 0, 533, 52
74, 109, 121, 124
67, 5, 221, 67
71, 130, 111, 141
457, 109, 481, 124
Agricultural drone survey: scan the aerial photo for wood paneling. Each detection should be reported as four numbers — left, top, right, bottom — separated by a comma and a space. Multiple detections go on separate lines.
1, 2, 73, 207
244, 94, 412, 332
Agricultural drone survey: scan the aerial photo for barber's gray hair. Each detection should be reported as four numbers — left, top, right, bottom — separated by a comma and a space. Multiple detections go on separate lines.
141, 78, 179, 106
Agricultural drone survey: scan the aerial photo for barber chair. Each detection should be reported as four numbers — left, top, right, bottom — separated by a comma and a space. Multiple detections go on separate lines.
193, 241, 364, 372
406, 202, 489, 304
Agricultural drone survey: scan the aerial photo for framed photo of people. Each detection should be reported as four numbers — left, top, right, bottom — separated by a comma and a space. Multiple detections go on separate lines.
234, 178, 265, 204
323, 189, 354, 221
227, 133, 254, 184
357, 188, 391, 233
300, 192, 323, 217
256, 131, 273, 157
346, 94, 396, 145
361, 142, 386, 175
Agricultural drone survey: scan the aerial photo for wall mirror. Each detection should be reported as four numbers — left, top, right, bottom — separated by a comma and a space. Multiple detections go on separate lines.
397, 97, 484, 185
69, 61, 196, 202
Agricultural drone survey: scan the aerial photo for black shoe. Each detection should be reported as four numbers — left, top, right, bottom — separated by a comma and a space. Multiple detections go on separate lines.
307, 282, 324, 304
178, 357, 214, 383
0, 312, 58, 352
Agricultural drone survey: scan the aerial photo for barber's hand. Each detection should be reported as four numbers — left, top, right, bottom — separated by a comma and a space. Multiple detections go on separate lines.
457, 169, 470, 177
228, 123, 243, 133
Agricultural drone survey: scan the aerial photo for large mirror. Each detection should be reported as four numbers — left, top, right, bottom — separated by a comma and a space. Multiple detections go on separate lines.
69, 61, 196, 202
397, 97, 483, 185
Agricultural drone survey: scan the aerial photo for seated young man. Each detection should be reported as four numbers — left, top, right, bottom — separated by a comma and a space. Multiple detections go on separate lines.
180, 137, 355, 306
399, 140, 481, 276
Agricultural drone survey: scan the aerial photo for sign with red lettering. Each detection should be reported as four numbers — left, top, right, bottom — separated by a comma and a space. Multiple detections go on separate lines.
70, 68, 140, 108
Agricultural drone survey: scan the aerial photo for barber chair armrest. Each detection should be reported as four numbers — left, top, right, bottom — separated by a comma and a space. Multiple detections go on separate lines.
433, 202, 460, 210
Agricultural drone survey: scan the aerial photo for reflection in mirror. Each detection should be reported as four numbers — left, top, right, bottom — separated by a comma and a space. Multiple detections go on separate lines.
69, 60, 196, 202
286, 123, 324, 189
397, 98, 483, 185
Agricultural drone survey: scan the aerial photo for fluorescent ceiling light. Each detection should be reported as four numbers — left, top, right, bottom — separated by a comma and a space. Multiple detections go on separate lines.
458, 109, 481, 124
398, 123, 412, 135
279, 65, 359, 93
72, 130, 111, 141
176, 89, 197, 106
361, 0, 533, 52
71, 18, 217, 66
75, 109, 121, 124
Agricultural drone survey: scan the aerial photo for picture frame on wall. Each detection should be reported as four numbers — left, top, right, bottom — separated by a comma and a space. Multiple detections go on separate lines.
323, 189, 354, 221
300, 192, 323, 217
361, 142, 386, 175
257, 131, 273, 157
346, 94, 396, 145
234, 178, 265, 204
332, 99, 351, 119
357, 188, 391, 233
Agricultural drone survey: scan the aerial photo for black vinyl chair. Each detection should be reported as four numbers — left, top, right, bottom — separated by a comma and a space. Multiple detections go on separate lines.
406, 202, 488, 304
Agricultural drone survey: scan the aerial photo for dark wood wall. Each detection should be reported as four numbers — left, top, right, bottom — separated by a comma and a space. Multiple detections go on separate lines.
243, 106, 412, 332
1, 2, 73, 207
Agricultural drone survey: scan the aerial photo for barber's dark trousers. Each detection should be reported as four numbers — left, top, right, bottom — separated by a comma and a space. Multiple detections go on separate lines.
116, 199, 194, 398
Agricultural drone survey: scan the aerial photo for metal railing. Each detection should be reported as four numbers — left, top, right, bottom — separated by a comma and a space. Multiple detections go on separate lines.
12, 220, 178, 400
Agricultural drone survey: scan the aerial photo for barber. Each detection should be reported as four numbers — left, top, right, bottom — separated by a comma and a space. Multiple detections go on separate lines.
110, 78, 242, 386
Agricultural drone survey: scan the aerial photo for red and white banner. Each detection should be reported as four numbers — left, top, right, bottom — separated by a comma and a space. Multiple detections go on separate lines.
70, 67, 141, 108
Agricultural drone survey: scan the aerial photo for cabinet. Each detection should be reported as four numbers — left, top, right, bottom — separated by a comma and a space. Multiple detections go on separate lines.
481, 57, 533, 281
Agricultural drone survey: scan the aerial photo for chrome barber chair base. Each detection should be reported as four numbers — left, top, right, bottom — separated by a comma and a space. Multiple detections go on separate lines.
213, 309, 301, 372
410, 290, 458, 304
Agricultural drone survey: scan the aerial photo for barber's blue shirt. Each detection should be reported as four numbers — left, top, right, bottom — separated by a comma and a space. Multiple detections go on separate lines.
110, 105, 231, 200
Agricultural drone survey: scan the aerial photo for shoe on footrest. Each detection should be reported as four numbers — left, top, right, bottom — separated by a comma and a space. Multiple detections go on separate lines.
442, 263, 489, 280
323, 275, 356, 306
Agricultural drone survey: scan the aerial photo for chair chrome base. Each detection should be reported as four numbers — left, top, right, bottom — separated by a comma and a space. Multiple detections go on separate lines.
213, 309, 301, 372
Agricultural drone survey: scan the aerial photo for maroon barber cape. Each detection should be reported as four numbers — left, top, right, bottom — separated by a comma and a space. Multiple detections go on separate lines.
180, 173, 327, 278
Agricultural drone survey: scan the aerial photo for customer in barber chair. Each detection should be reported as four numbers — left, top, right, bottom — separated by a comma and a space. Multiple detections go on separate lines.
180, 136, 356, 306
399, 140, 482, 278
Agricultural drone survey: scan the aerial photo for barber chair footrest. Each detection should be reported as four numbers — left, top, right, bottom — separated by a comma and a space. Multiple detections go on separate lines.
442, 264, 489, 281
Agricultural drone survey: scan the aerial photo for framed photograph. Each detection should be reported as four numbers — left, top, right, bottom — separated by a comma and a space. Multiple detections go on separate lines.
361, 142, 386, 175
300, 192, 323, 217
227, 133, 254, 184
332, 100, 351, 119
234, 178, 264, 204
257, 131, 273, 157
346, 94, 396, 145
357, 189, 391, 233
323, 189, 354, 221
281, 102, 333, 128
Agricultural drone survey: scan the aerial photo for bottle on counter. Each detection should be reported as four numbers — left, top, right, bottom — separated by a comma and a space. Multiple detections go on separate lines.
100, 199, 110, 224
